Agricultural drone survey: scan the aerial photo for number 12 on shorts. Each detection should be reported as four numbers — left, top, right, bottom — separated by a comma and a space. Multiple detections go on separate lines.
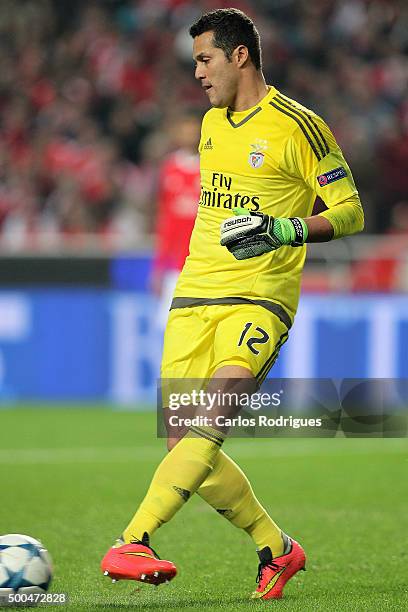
238, 322, 270, 355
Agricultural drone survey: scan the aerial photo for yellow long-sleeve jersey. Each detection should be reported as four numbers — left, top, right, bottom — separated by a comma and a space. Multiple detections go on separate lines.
173, 86, 363, 327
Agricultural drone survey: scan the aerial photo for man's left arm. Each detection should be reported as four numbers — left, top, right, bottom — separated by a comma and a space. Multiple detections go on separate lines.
290, 114, 365, 243
304, 193, 364, 242
220, 115, 365, 259
220, 193, 364, 260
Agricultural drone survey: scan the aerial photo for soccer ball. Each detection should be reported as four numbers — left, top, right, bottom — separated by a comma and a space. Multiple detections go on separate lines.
0, 534, 52, 601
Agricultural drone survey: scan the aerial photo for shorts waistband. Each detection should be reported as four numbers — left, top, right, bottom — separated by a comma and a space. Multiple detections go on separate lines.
170, 297, 292, 330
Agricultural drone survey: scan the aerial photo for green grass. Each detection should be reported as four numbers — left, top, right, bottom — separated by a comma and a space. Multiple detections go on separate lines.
0, 408, 407, 611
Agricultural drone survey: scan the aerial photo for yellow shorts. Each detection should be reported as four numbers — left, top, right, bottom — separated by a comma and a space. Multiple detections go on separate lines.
161, 304, 289, 386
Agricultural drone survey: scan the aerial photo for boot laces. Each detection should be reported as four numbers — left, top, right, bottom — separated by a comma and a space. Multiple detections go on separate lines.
129, 535, 161, 560
256, 560, 280, 584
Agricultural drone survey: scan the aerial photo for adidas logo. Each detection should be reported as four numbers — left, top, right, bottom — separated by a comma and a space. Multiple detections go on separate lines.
173, 486, 191, 501
204, 137, 213, 150
216, 508, 234, 519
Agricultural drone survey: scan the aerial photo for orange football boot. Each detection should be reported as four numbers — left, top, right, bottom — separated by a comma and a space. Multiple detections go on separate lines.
251, 537, 306, 600
101, 532, 177, 586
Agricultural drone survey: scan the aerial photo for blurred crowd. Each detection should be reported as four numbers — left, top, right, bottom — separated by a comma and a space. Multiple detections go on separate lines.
0, 0, 407, 251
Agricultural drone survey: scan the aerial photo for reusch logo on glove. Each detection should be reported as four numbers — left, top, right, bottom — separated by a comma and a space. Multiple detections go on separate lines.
317, 166, 347, 187
223, 216, 252, 228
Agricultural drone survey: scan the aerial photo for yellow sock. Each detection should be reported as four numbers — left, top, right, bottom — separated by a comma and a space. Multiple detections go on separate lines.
123, 426, 225, 543
198, 450, 284, 557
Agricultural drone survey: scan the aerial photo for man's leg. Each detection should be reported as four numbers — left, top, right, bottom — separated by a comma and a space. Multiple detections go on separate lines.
192, 365, 305, 599
122, 425, 225, 542
101, 413, 225, 585
122, 365, 252, 542
101, 367, 252, 585
197, 450, 286, 556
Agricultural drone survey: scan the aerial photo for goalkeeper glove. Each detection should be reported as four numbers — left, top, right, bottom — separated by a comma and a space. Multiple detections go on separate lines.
220, 207, 308, 260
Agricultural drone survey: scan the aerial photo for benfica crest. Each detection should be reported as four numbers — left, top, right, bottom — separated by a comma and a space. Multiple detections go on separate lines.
248, 139, 267, 168
249, 151, 264, 168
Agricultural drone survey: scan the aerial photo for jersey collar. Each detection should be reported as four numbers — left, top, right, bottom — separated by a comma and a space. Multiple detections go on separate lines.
226, 85, 278, 128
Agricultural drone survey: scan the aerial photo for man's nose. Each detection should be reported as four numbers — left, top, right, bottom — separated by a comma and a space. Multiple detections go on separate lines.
195, 64, 205, 80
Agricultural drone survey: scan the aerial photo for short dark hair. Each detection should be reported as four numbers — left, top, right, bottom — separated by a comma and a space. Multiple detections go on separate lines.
189, 8, 262, 71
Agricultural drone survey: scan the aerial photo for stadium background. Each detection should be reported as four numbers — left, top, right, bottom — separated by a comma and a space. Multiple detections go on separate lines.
0, 2, 407, 609
0, 0, 406, 403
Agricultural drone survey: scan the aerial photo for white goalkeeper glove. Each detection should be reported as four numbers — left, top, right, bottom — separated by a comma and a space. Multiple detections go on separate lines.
220, 207, 308, 260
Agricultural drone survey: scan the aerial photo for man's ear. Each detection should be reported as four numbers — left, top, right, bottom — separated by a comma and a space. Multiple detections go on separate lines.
233, 44, 250, 68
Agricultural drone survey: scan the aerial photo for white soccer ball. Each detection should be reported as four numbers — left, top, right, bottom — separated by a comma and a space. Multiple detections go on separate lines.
0, 534, 52, 603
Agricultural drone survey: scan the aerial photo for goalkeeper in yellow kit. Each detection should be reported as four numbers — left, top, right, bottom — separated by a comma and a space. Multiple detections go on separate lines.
101, 8, 364, 600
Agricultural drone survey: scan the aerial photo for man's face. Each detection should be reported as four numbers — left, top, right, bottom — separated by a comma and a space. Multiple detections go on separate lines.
193, 31, 239, 108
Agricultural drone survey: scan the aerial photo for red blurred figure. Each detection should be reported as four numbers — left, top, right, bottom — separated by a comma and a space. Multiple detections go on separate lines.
351, 113, 408, 292
151, 113, 201, 326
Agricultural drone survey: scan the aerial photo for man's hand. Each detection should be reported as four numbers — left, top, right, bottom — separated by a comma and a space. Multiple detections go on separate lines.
220, 208, 308, 260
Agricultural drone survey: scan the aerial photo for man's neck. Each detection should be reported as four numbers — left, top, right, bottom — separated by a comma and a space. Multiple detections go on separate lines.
229, 73, 268, 112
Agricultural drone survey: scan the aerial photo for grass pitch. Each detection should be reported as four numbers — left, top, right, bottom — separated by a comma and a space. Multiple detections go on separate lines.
0, 407, 407, 611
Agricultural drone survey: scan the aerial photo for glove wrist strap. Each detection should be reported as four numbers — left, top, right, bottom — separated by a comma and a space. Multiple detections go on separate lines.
288, 217, 308, 246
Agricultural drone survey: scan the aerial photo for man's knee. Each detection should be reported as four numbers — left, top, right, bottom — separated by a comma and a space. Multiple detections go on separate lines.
209, 364, 257, 401
212, 364, 255, 382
